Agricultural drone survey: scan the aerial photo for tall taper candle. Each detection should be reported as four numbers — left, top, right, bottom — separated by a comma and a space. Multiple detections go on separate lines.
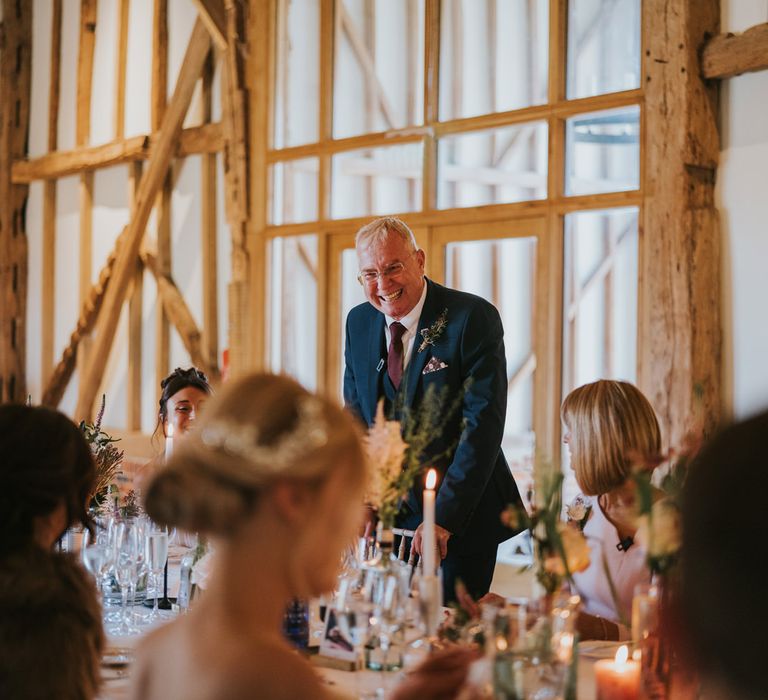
423, 469, 437, 576
165, 422, 174, 461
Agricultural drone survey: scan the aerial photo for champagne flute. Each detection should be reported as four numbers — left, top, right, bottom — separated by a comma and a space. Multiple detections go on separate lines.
145, 527, 169, 622
113, 521, 141, 635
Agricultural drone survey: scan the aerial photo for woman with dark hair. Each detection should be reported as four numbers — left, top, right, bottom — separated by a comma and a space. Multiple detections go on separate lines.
680, 410, 768, 700
0, 405, 104, 700
154, 366, 213, 444
136, 367, 214, 492
0, 404, 97, 554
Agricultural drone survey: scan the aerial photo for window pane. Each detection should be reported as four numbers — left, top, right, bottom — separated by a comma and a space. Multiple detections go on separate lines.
268, 235, 319, 389
273, 0, 320, 148
437, 122, 548, 209
566, 0, 640, 99
439, 0, 548, 121
333, 0, 425, 139
565, 106, 640, 196
445, 236, 537, 501
269, 158, 319, 225
331, 142, 423, 219
339, 247, 368, 395
561, 208, 638, 501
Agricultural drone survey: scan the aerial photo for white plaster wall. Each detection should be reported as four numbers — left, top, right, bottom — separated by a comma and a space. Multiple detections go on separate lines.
719, 0, 768, 419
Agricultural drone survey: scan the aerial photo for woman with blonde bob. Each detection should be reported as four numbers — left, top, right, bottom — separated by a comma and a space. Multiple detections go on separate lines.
131, 373, 474, 700
562, 379, 661, 641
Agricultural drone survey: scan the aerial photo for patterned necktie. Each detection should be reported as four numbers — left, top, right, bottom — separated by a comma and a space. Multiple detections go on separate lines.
387, 321, 407, 389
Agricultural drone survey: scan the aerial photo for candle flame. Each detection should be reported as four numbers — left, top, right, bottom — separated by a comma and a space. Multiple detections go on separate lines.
167, 423, 174, 438
426, 469, 437, 490
615, 645, 629, 664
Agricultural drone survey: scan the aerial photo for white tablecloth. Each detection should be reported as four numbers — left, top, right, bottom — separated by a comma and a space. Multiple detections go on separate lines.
99, 625, 609, 699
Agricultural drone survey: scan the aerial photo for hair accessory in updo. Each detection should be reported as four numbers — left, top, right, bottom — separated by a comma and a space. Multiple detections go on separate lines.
200, 396, 329, 474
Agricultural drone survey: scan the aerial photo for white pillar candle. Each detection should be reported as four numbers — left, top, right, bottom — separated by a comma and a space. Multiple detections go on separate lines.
165, 422, 174, 461
423, 469, 437, 576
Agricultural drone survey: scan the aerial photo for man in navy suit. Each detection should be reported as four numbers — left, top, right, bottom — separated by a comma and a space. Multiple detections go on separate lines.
343, 217, 524, 603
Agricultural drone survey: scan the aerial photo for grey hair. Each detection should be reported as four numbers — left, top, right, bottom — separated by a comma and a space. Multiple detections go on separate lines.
355, 216, 418, 252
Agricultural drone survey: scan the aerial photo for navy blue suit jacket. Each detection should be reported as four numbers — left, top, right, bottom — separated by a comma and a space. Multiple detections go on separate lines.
343, 278, 523, 550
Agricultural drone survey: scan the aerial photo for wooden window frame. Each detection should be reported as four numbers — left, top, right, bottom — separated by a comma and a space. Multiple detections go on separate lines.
253, 0, 647, 461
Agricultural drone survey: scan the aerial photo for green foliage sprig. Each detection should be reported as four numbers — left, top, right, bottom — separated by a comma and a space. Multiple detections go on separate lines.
79, 394, 124, 509
502, 464, 590, 595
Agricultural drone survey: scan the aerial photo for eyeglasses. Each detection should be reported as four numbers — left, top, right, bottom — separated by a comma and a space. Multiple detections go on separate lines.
357, 262, 406, 286
357, 250, 418, 286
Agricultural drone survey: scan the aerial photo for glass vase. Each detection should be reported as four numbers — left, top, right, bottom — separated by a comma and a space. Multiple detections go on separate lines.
490, 593, 580, 700
632, 579, 670, 699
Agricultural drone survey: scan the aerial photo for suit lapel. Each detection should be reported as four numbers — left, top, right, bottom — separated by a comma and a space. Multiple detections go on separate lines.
366, 311, 386, 422
402, 280, 441, 410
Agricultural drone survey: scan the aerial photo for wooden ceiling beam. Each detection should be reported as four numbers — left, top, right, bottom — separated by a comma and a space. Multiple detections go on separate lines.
11, 123, 224, 184
75, 18, 212, 420
702, 22, 768, 80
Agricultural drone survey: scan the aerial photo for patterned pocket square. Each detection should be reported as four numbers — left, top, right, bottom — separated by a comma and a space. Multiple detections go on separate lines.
423, 357, 448, 374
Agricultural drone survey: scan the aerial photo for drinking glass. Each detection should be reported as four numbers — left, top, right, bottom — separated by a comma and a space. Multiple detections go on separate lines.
112, 520, 142, 634
145, 527, 169, 622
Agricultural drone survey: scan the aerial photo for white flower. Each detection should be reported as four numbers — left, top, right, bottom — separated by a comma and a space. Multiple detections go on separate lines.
566, 495, 588, 522
636, 499, 682, 558
543, 524, 591, 577
364, 400, 408, 510
191, 548, 216, 591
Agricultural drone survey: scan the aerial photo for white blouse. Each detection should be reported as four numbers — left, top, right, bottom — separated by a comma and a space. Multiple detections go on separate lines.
570, 496, 650, 639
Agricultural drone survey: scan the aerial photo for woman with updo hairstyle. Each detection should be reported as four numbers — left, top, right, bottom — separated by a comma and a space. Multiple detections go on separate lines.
154, 366, 212, 444
131, 372, 475, 700
0, 405, 104, 699
562, 379, 662, 641
135, 367, 213, 492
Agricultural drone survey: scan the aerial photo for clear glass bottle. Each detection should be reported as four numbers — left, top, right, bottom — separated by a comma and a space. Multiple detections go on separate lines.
363, 527, 410, 672
177, 550, 195, 612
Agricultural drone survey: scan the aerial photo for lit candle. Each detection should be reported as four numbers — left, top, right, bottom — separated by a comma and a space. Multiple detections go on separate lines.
594, 645, 640, 700
423, 469, 437, 576
165, 422, 174, 461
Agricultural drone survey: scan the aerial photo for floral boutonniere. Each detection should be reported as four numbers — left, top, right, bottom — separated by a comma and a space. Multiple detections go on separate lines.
566, 494, 592, 532
418, 308, 448, 352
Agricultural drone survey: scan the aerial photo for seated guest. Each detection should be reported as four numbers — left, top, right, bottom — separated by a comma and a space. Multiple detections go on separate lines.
133, 373, 475, 700
135, 366, 213, 490
154, 366, 212, 445
680, 410, 768, 700
562, 380, 661, 640
0, 405, 104, 700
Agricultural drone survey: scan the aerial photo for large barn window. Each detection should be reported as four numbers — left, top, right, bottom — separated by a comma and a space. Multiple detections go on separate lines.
263, 0, 643, 497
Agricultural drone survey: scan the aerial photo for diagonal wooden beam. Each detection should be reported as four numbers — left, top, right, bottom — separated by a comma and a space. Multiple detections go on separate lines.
75, 18, 212, 420
42, 227, 127, 408
140, 248, 220, 382
192, 0, 227, 50
702, 22, 768, 80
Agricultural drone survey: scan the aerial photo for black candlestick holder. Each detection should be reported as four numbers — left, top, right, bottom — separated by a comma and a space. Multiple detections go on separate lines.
143, 560, 175, 609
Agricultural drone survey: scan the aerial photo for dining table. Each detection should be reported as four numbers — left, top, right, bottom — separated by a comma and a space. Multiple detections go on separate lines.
98, 605, 609, 699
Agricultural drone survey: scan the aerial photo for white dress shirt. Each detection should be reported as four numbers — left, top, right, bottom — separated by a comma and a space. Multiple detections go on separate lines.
571, 495, 650, 639
384, 280, 428, 371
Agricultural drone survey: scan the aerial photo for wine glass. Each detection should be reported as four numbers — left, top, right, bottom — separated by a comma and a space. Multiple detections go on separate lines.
112, 520, 142, 635
145, 527, 169, 622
